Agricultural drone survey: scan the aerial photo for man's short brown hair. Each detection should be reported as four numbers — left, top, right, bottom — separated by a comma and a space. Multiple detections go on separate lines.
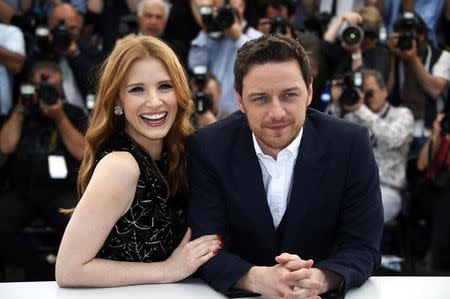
234, 34, 312, 96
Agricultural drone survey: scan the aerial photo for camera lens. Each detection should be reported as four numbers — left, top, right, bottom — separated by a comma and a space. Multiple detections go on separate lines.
216, 5, 236, 30
341, 25, 364, 46
397, 33, 413, 51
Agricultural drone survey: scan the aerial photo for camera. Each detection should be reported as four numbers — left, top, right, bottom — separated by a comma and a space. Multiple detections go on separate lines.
191, 65, 212, 114
38, 73, 58, 105
199, 4, 237, 32
20, 83, 36, 108
270, 16, 290, 35
303, 12, 333, 38
341, 25, 364, 46
10, 13, 38, 34
337, 71, 363, 106
394, 11, 425, 51
441, 113, 450, 135
51, 20, 72, 51
397, 32, 414, 51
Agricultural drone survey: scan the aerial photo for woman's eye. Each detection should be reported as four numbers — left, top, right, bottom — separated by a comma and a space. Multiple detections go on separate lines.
129, 86, 144, 93
160, 83, 173, 90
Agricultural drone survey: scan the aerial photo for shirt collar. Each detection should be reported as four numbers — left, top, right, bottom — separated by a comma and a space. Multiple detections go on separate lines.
252, 127, 303, 160
376, 102, 390, 117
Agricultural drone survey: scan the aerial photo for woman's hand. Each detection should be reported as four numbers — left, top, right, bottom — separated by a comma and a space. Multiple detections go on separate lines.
163, 227, 222, 282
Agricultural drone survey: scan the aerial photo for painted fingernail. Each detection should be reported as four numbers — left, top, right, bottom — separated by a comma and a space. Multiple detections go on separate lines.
212, 249, 219, 255
216, 234, 222, 240
219, 241, 224, 248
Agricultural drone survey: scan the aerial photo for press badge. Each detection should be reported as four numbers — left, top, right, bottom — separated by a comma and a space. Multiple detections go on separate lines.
48, 155, 68, 179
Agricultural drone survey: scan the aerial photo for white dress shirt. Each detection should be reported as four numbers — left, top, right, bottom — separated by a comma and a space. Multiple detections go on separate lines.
252, 129, 303, 229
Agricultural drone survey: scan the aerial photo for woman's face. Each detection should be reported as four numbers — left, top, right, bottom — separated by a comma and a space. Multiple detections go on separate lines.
118, 56, 178, 153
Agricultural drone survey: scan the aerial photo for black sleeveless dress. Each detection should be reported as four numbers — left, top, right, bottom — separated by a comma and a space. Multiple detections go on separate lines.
96, 133, 186, 262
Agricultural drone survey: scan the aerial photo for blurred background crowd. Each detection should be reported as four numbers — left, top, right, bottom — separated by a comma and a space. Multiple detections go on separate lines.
0, 0, 449, 281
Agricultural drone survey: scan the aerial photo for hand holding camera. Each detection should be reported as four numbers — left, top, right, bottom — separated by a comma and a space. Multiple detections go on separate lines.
199, 3, 241, 39
387, 32, 418, 61
191, 65, 213, 115
332, 71, 365, 112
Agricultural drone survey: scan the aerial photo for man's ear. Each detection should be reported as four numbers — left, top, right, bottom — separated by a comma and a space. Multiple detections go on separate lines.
236, 91, 246, 113
306, 81, 313, 107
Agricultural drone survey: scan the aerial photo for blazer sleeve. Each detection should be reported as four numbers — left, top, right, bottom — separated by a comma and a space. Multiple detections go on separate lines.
68, 40, 101, 98
187, 134, 254, 294
315, 125, 384, 294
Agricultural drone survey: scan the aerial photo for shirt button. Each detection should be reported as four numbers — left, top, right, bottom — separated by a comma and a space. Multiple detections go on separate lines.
274, 208, 279, 213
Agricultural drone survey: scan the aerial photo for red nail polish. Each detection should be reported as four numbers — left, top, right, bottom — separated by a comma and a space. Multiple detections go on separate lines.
212, 249, 219, 255
219, 241, 224, 248
217, 234, 222, 240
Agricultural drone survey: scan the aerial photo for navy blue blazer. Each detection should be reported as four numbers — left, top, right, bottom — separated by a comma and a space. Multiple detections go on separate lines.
187, 108, 384, 296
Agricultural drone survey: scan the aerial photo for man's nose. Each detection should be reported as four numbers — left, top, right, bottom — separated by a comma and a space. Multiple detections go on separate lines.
268, 97, 286, 119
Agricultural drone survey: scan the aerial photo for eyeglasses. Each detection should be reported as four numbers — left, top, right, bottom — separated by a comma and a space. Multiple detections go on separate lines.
364, 89, 374, 100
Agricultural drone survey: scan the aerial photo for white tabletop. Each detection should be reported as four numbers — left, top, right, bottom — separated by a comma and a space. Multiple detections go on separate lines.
1, 276, 450, 299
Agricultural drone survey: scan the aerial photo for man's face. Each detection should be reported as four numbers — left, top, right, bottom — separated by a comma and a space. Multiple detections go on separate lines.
33, 69, 62, 89
237, 60, 312, 158
138, 3, 167, 37
363, 75, 387, 113
49, 5, 82, 39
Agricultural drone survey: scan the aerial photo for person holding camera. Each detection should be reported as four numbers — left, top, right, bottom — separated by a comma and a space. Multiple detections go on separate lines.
255, 0, 296, 38
416, 112, 450, 270
387, 11, 445, 153
328, 69, 414, 224
191, 69, 224, 128
45, 3, 100, 111
188, 0, 262, 115
323, 6, 390, 81
0, 60, 87, 279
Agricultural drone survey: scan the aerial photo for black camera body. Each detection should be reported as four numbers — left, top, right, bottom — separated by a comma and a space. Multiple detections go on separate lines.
270, 17, 290, 35
200, 4, 237, 32
338, 71, 363, 107
341, 25, 364, 46
38, 73, 58, 105
51, 20, 72, 51
191, 66, 212, 114
397, 32, 414, 51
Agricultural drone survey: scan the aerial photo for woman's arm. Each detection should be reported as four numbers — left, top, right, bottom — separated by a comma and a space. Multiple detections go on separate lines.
56, 151, 221, 287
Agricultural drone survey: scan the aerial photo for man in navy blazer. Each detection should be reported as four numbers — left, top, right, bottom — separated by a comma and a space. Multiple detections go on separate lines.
187, 34, 384, 299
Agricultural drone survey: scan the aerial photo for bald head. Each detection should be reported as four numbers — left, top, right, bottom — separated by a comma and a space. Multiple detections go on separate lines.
49, 3, 83, 40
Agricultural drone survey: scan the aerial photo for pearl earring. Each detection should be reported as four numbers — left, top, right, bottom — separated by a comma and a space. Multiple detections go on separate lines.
114, 105, 123, 116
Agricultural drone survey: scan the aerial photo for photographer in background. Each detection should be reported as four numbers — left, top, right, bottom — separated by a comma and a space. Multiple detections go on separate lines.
416, 112, 450, 270
191, 66, 223, 128
0, 61, 87, 280
45, 3, 100, 111
328, 69, 414, 224
256, 0, 296, 38
323, 6, 390, 81
387, 11, 445, 154
188, 0, 261, 115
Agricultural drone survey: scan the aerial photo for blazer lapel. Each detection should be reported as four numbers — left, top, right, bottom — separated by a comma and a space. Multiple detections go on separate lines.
231, 117, 277, 236
278, 117, 328, 251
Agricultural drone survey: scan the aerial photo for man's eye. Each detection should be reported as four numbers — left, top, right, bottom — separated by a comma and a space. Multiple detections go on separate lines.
129, 87, 144, 93
284, 92, 298, 98
253, 96, 266, 103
